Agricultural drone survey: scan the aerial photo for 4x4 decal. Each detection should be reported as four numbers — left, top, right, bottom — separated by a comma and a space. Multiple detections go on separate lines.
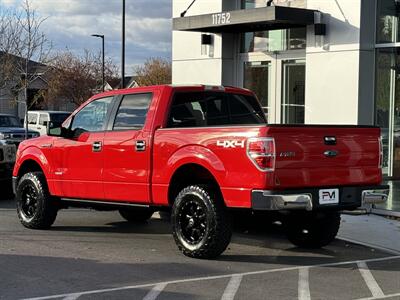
216, 140, 245, 148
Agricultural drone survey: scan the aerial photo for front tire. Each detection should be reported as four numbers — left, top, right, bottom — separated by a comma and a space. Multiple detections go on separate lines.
16, 172, 58, 229
119, 208, 154, 223
172, 185, 232, 259
284, 212, 341, 248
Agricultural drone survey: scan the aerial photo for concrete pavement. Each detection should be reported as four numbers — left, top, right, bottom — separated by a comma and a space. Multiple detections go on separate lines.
339, 214, 400, 255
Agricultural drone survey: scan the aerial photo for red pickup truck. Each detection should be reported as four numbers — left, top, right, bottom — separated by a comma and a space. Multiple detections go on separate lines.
12, 85, 388, 259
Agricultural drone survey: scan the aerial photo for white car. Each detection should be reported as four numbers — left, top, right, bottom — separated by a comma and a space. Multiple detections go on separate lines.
26, 111, 71, 136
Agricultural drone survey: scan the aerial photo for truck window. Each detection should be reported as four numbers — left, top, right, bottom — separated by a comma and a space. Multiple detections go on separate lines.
167, 92, 266, 128
71, 97, 113, 133
113, 93, 152, 130
39, 114, 49, 126
28, 113, 38, 125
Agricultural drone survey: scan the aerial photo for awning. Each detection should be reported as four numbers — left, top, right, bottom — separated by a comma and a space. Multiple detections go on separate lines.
173, 6, 319, 33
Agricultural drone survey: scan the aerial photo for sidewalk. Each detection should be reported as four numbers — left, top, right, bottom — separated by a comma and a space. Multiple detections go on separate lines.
338, 214, 400, 255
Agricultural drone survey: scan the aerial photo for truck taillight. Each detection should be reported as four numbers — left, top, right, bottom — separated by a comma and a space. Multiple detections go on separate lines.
379, 137, 383, 169
247, 138, 276, 172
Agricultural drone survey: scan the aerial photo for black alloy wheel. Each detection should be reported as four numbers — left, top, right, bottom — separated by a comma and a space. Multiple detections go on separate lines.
20, 184, 39, 221
16, 172, 58, 229
172, 185, 232, 259
177, 196, 208, 245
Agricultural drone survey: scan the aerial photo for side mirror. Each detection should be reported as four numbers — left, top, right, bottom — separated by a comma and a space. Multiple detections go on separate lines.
47, 116, 74, 138
47, 123, 62, 137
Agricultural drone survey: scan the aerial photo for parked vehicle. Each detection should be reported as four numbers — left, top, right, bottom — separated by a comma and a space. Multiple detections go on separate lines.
12, 85, 388, 259
0, 139, 16, 184
26, 111, 71, 136
0, 114, 38, 183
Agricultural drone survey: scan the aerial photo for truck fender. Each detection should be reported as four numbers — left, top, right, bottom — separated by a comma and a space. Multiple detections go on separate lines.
14, 146, 52, 183
167, 145, 226, 187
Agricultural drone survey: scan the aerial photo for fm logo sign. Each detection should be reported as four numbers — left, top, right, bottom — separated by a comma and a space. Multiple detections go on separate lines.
216, 140, 245, 149
319, 189, 339, 205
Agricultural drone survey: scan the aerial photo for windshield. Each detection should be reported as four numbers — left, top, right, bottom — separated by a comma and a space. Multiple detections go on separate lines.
50, 113, 70, 124
0, 116, 21, 127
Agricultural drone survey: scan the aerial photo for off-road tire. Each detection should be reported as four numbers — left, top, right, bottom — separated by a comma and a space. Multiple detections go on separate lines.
16, 172, 58, 229
284, 212, 341, 248
119, 208, 154, 223
172, 185, 232, 259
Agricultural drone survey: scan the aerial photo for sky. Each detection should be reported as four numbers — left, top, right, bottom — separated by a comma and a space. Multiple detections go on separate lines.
0, 0, 172, 75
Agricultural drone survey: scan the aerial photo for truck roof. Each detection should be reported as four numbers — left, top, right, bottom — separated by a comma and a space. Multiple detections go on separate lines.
90, 84, 254, 101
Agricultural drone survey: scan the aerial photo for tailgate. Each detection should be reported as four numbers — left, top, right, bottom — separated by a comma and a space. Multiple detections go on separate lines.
266, 126, 382, 189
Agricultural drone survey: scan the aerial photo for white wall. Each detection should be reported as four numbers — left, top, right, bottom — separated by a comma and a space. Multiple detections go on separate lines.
172, 0, 224, 85
305, 0, 363, 124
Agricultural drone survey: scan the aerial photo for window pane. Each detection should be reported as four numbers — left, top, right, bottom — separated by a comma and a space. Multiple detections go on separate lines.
241, 0, 266, 9
282, 61, 306, 124
227, 94, 266, 124
28, 113, 38, 125
241, 28, 306, 53
243, 61, 271, 121
39, 114, 49, 126
167, 92, 265, 128
377, 0, 399, 44
72, 97, 113, 132
168, 92, 212, 128
113, 93, 152, 130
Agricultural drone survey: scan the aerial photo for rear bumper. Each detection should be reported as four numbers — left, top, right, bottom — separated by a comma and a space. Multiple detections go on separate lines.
252, 185, 389, 211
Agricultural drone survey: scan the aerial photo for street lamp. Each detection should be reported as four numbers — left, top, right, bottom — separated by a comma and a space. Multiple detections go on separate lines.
91, 34, 105, 92
121, 0, 126, 89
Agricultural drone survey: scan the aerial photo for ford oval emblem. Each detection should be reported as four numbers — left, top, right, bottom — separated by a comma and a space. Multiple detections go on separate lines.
324, 150, 338, 158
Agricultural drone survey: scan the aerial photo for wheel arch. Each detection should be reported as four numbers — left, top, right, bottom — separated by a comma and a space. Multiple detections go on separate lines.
168, 163, 223, 206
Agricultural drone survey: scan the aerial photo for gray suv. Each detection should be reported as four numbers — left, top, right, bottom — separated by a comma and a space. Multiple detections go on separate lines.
0, 114, 39, 183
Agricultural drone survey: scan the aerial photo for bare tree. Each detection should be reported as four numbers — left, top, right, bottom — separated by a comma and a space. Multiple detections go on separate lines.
134, 57, 172, 86
0, 0, 52, 138
45, 49, 119, 107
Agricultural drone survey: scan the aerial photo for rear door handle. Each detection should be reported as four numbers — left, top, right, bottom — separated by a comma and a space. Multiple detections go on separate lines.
92, 141, 102, 152
135, 140, 146, 152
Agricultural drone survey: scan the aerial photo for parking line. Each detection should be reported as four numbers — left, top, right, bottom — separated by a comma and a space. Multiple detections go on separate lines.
62, 294, 81, 300
221, 275, 243, 300
357, 261, 385, 298
22, 256, 400, 300
298, 268, 311, 300
142, 283, 167, 300
357, 292, 400, 300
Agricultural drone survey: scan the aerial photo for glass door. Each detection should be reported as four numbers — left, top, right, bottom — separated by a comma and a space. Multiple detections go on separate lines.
376, 48, 400, 178
282, 60, 306, 124
239, 51, 305, 124
243, 61, 271, 120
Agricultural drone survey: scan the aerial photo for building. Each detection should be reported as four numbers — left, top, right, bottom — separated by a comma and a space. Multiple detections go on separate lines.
172, 0, 400, 213
0, 52, 76, 120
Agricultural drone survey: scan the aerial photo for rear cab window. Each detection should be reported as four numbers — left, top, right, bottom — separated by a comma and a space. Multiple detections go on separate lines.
167, 91, 266, 128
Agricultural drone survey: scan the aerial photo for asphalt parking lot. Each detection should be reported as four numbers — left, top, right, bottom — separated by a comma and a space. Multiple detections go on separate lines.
0, 194, 399, 300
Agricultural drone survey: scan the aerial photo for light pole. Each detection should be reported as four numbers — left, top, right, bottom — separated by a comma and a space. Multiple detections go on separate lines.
91, 34, 105, 92
121, 0, 126, 89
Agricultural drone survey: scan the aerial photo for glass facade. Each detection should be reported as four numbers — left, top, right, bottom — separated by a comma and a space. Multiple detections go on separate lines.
376, 2, 400, 179
241, 0, 306, 9
242, 28, 307, 53
376, 0, 400, 44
